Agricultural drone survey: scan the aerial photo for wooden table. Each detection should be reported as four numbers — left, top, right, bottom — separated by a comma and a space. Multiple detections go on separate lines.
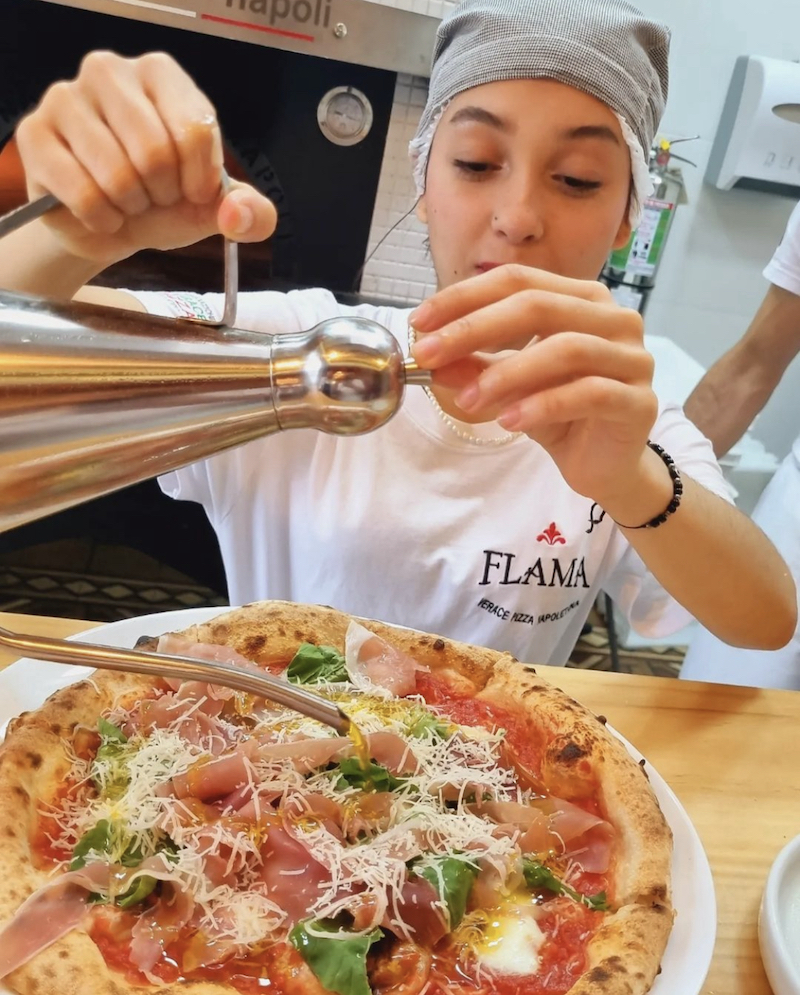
1, 611, 795, 995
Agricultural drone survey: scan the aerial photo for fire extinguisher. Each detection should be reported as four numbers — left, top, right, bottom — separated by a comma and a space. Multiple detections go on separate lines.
600, 137, 697, 315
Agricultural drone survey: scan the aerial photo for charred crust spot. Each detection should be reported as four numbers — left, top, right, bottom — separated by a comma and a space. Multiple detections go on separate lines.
596, 714, 608, 725
521, 686, 544, 696
433, 638, 446, 651
639, 758, 647, 768
650, 884, 668, 902
12, 785, 29, 801
134, 634, 157, 648
42, 967, 55, 979
293, 630, 306, 642
58, 950, 69, 960
243, 634, 267, 655
59, 695, 75, 711
556, 742, 586, 763
587, 957, 625, 983
8, 889, 18, 902
5, 826, 16, 839
25, 751, 43, 770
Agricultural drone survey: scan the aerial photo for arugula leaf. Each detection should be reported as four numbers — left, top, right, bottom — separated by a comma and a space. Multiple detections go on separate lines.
418, 855, 479, 929
116, 875, 157, 909
287, 644, 348, 685
334, 757, 406, 793
70, 820, 112, 870
522, 858, 609, 911
290, 920, 383, 995
407, 712, 451, 741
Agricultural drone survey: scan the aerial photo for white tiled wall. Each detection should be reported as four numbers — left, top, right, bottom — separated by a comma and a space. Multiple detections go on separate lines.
360, 73, 436, 304
358, 0, 459, 304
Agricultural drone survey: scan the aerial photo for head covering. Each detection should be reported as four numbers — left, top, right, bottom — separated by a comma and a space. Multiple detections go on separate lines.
409, 0, 671, 225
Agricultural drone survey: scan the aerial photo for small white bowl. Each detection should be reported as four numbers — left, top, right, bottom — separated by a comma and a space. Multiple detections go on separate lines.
760, 834, 800, 995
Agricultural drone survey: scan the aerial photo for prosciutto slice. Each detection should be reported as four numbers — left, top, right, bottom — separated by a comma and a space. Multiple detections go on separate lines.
384, 876, 449, 944
345, 622, 427, 697
171, 740, 260, 802
260, 826, 331, 926
0, 862, 112, 978
0, 855, 188, 979
156, 636, 267, 701
130, 882, 195, 978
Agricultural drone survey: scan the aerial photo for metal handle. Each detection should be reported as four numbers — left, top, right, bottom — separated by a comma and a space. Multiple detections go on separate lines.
0, 175, 239, 329
0, 625, 350, 735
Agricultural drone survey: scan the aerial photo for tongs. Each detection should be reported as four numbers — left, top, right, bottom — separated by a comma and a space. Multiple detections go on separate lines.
0, 173, 239, 328
0, 624, 351, 735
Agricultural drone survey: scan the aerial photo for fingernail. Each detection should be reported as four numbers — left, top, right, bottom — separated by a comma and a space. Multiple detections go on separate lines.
456, 383, 480, 412
498, 406, 522, 430
233, 202, 254, 235
409, 302, 432, 330
411, 334, 442, 364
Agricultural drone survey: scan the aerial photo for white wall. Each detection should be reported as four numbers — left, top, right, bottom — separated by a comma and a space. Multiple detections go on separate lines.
633, 0, 800, 460
362, 0, 800, 459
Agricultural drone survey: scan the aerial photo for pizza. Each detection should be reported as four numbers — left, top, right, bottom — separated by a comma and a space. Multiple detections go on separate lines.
0, 601, 673, 995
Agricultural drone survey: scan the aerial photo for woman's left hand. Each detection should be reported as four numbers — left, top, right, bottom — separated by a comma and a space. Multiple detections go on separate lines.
409, 264, 660, 511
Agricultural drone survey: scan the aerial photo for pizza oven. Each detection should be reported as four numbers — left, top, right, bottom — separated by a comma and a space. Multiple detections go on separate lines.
0, 0, 437, 606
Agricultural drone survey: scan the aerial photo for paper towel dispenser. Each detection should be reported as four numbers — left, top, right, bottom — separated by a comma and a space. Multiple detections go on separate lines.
705, 55, 800, 195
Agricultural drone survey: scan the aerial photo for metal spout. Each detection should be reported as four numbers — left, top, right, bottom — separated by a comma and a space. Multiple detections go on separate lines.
0, 290, 430, 533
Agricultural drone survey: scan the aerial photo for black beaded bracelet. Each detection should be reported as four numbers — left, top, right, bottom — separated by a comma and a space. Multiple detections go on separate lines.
614, 441, 684, 530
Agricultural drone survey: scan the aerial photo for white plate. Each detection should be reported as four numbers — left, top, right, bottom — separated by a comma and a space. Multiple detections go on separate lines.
760, 834, 800, 994
0, 607, 716, 995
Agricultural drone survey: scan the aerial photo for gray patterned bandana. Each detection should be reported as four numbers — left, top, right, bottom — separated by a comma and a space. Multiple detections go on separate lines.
409, 0, 671, 224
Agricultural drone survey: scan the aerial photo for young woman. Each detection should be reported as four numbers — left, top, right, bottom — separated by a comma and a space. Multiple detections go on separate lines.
0, 0, 794, 667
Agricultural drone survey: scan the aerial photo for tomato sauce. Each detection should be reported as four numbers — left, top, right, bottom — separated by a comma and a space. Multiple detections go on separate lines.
427, 898, 600, 995
32, 778, 91, 868
90, 916, 303, 994
414, 672, 547, 780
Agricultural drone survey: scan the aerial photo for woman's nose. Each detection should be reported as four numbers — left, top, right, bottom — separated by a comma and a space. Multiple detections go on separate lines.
490, 178, 545, 244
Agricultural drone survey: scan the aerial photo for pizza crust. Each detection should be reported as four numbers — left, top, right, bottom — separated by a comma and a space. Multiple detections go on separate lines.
0, 601, 674, 995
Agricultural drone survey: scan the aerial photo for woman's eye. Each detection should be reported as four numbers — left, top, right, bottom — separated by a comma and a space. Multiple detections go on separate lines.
557, 175, 603, 192
453, 159, 495, 175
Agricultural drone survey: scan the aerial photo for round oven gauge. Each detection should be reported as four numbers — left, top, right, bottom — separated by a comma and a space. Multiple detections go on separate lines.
317, 87, 373, 147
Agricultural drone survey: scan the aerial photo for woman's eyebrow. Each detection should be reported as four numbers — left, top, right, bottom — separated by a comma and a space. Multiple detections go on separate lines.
449, 106, 512, 132
561, 124, 621, 145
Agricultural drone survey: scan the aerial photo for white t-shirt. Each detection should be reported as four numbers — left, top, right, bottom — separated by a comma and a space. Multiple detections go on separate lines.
763, 201, 800, 464
764, 201, 800, 298
132, 288, 733, 667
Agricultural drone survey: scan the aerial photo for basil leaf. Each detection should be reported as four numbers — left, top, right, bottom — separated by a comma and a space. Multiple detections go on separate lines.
287, 644, 348, 685
98, 718, 127, 743
522, 858, 609, 911
334, 758, 406, 793
407, 712, 451, 741
418, 855, 479, 929
290, 920, 382, 995
70, 820, 112, 870
116, 875, 157, 909
93, 720, 132, 799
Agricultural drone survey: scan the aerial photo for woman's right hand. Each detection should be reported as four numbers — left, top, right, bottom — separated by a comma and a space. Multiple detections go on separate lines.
15, 50, 277, 265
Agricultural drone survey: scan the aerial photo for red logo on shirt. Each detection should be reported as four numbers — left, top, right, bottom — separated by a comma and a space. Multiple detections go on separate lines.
537, 522, 566, 546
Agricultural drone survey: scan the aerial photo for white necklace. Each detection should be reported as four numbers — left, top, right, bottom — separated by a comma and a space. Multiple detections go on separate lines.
408, 324, 524, 447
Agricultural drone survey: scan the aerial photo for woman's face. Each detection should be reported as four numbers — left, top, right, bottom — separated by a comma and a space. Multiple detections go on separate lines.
418, 79, 634, 288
